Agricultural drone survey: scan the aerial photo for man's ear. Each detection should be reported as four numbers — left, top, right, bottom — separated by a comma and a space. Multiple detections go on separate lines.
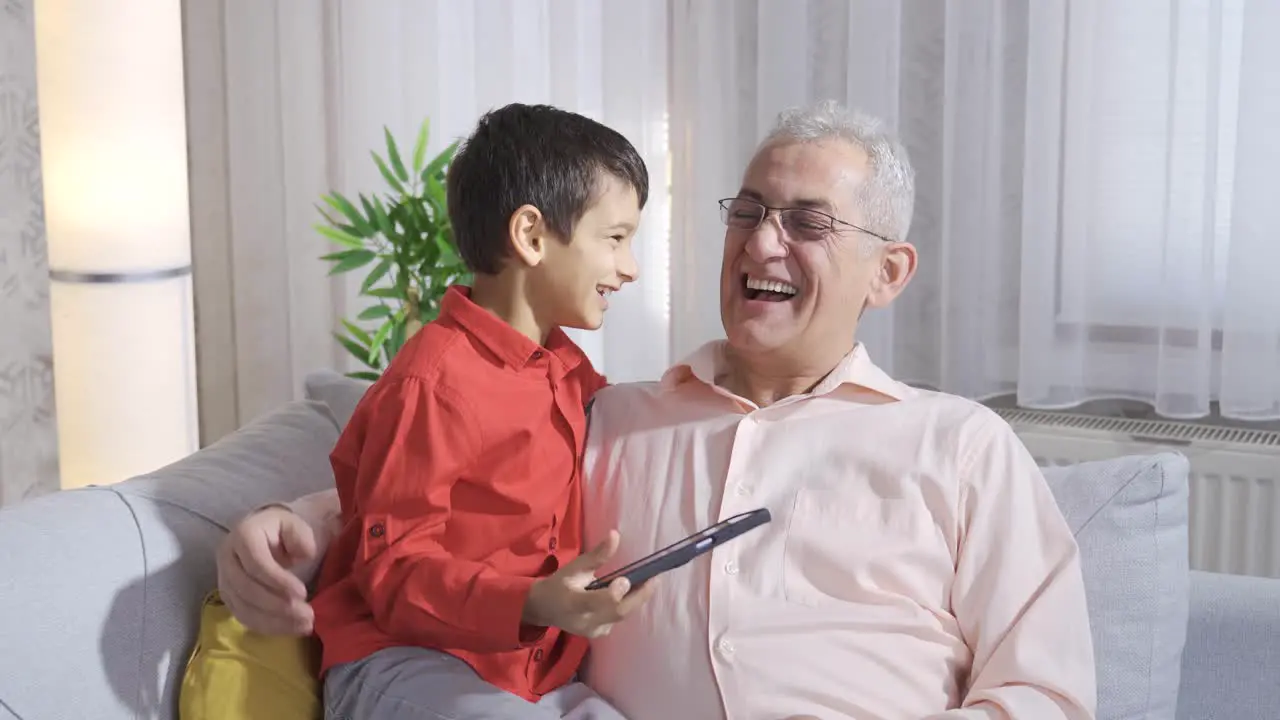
865, 241, 917, 309
509, 204, 546, 267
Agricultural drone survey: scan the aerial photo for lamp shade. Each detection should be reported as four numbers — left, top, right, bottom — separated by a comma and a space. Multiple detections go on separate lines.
34, 0, 199, 488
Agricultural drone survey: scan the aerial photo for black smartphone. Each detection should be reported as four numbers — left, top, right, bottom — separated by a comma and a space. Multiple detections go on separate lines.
585, 508, 772, 591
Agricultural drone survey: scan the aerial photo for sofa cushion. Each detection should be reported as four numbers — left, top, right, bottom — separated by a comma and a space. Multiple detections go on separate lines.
304, 370, 371, 430
1043, 453, 1191, 720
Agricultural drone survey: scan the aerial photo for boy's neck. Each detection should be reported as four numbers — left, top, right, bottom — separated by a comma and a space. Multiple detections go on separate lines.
468, 274, 552, 346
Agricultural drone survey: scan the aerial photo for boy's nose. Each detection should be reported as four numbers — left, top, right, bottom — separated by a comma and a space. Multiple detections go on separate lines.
617, 247, 639, 283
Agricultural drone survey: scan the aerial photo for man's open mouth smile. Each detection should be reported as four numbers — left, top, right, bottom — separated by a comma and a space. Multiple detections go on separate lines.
742, 274, 799, 302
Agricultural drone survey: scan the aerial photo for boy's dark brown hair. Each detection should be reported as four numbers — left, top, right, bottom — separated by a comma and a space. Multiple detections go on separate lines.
446, 103, 649, 275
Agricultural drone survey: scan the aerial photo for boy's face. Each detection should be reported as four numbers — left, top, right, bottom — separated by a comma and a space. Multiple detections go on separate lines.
531, 173, 642, 331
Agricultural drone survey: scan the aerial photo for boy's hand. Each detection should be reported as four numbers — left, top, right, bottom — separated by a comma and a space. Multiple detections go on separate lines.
523, 529, 658, 638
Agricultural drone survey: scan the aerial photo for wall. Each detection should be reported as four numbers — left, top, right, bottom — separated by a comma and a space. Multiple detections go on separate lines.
0, 0, 59, 505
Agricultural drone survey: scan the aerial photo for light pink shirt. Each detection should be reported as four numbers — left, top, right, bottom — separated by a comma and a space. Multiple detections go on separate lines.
579, 342, 1096, 720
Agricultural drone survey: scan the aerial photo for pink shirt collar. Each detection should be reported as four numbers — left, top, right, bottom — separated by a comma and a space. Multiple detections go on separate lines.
659, 340, 914, 404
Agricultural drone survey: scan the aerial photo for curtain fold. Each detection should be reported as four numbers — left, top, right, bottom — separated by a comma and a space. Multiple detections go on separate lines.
194, 0, 670, 440
669, 0, 1280, 421
195, 0, 1280, 440
0, 0, 59, 502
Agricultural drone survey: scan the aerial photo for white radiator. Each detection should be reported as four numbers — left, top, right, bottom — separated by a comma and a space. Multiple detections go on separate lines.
994, 408, 1280, 579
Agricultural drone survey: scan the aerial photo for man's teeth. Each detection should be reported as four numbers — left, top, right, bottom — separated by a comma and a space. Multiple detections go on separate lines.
745, 277, 799, 295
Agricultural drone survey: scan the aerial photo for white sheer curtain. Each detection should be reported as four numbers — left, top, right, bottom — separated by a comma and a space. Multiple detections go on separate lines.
669, 0, 1280, 421
193, 0, 669, 440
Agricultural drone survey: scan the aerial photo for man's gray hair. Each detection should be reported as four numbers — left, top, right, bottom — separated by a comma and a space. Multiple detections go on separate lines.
762, 100, 915, 242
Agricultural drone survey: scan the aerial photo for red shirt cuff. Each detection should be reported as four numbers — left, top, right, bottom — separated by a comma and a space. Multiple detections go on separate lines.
470, 575, 543, 648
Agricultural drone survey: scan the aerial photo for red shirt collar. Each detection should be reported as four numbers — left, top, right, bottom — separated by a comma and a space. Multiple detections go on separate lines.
439, 285, 587, 372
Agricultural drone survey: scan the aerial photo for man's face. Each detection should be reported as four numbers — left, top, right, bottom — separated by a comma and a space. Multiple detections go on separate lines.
718, 139, 911, 362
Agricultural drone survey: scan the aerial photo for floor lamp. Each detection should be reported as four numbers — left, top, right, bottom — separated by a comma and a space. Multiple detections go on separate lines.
34, 0, 199, 489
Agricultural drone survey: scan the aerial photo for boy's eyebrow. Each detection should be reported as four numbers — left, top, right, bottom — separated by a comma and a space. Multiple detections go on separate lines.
605, 221, 636, 232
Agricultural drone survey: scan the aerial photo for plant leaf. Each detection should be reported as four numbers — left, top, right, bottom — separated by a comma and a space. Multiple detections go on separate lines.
314, 223, 364, 249
423, 173, 447, 219
325, 249, 376, 275
368, 319, 394, 365
358, 194, 386, 242
369, 195, 397, 241
361, 258, 393, 294
321, 192, 375, 237
411, 118, 430, 175
385, 127, 409, 183
371, 152, 406, 196
366, 286, 402, 299
333, 332, 373, 368
346, 370, 382, 382
422, 139, 459, 183
358, 303, 393, 321
435, 232, 460, 263
387, 314, 408, 359
341, 319, 373, 345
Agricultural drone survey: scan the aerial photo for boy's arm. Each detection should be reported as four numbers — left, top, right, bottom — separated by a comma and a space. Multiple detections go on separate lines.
344, 376, 543, 653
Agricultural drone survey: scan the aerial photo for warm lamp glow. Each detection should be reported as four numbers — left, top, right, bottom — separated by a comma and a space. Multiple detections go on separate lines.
35, 0, 199, 488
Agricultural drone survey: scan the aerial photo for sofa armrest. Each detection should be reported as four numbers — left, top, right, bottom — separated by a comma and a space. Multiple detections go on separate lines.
1176, 570, 1280, 720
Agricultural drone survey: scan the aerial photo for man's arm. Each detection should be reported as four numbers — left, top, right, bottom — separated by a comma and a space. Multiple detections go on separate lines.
927, 414, 1097, 719
343, 376, 543, 653
280, 489, 341, 586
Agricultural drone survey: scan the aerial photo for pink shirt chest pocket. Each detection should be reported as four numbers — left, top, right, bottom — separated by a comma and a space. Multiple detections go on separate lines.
781, 486, 955, 610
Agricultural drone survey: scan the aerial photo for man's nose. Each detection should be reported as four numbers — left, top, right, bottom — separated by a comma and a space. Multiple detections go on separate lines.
744, 213, 788, 262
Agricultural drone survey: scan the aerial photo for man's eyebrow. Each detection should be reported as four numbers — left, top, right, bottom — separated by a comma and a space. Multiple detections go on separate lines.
791, 197, 836, 212
738, 189, 835, 213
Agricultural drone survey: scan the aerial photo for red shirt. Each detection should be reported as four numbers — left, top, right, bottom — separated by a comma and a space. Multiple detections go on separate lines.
311, 285, 607, 702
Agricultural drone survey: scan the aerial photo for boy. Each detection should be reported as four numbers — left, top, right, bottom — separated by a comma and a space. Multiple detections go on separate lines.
312, 103, 657, 719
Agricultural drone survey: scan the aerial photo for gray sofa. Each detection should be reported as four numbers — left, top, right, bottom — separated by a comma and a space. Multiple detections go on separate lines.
1, 372, 1278, 720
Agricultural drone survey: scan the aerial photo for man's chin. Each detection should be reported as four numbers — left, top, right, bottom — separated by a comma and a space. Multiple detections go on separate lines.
723, 321, 796, 357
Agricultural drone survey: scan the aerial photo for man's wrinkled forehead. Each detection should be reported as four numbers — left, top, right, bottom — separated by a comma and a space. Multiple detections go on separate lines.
737, 188, 839, 215
739, 139, 868, 211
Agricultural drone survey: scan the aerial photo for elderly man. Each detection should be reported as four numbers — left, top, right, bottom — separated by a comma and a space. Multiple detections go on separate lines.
217, 100, 1096, 719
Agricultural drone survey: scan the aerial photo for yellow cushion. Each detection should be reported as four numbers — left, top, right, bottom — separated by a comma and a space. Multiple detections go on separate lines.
179, 590, 322, 720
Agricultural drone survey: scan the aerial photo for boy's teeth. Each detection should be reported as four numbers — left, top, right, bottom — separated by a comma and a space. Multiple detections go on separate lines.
745, 277, 799, 295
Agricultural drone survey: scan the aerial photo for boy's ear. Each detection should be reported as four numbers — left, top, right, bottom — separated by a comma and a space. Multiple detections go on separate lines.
509, 205, 546, 267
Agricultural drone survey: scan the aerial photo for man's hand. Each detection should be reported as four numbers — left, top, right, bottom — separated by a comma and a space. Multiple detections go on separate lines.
215, 505, 318, 636
523, 530, 658, 638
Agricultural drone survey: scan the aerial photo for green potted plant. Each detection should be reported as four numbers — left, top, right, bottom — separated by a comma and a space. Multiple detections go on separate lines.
316, 119, 469, 380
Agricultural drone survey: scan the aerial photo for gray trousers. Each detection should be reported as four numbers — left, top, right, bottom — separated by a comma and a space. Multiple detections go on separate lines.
324, 646, 626, 720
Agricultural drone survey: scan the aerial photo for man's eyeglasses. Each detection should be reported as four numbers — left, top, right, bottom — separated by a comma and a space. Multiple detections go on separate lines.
718, 197, 894, 244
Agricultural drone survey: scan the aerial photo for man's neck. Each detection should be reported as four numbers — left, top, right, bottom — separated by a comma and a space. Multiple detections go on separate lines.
468, 274, 551, 346
718, 342, 854, 408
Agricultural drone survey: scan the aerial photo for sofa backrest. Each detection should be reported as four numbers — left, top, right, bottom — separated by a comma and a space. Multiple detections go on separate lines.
0, 400, 341, 720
